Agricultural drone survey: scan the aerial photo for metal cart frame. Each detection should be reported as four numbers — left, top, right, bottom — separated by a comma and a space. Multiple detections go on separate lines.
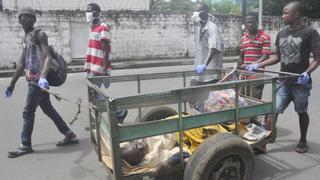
85, 68, 297, 180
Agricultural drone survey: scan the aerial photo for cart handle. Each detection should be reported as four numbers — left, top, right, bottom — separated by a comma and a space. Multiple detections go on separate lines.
255, 68, 301, 77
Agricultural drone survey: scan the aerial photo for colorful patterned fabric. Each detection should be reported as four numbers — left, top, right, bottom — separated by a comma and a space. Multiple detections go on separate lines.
84, 23, 112, 75
205, 89, 248, 112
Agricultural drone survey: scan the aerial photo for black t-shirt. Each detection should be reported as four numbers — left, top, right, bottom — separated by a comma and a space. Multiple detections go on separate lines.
275, 25, 320, 75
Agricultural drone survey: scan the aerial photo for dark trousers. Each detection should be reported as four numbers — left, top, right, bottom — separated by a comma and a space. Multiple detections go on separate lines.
189, 79, 218, 112
21, 83, 70, 146
241, 84, 264, 99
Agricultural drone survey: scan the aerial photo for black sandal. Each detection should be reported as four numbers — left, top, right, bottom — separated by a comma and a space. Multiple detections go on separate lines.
8, 146, 34, 158
56, 132, 79, 146
296, 143, 308, 153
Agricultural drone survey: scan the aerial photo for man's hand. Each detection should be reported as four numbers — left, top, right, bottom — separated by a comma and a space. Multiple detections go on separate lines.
38, 77, 49, 89
5, 86, 14, 98
246, 63, 260, 72
297, 72, 310, 85
196, 64, 207, 75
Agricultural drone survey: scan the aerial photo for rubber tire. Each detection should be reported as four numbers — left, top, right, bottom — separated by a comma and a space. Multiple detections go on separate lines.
184, 133, 254, 180
135, 106, 177, 123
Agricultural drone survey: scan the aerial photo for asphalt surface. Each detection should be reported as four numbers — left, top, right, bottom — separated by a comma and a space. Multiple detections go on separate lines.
1, 64, 320, 180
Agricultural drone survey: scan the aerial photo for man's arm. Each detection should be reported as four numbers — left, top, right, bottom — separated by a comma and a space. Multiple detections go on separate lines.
256, 54, 270, 63
101, 39, 110, 71
37, 31, 51, 78
258, 48, 281, 68
257, 34, 271, 63
238, 51, 244, 67
8, 49, 26, 91
204, 48, 219, 66
305, 47, 320, 74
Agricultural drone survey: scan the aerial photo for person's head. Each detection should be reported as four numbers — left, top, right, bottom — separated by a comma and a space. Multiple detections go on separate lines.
86, 3, 101, 24
18, 7, 36, 31
282, 1, 304, 25
192, 2, 209, 24
245, 12, 258, 34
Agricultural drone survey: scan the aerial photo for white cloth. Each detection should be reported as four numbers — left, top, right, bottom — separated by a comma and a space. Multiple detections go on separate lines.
243, 123, 271, 141
140, 134, 178, 168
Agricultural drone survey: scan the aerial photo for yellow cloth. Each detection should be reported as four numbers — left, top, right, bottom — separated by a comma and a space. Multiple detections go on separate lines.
167, 114, 248, 154
176, 124, 229, 153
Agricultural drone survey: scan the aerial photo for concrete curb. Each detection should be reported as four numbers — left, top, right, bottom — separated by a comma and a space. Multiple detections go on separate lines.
0, 57, 238, 78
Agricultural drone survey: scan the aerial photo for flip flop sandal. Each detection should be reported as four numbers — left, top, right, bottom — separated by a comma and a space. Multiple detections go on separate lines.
8, 147, 34, 158
296, 144, 308, 153
56, 138, 79, 146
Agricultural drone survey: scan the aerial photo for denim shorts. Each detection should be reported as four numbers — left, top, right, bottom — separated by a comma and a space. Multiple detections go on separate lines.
276, 81, 311, 113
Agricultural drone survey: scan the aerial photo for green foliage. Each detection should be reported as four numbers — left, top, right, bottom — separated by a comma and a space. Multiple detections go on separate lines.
149, 0, 320, 18
263, 0, 320, 18
204, 0, 240, 15
150, 0, 195, 13
246, 0, 259, 12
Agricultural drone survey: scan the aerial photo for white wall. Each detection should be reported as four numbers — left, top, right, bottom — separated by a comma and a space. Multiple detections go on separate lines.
2, 0, 150, 11
4, 10, 320, 69
0, 11, 242, 68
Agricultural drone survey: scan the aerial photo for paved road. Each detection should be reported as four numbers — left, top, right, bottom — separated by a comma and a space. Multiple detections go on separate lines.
1, 64, 320, 180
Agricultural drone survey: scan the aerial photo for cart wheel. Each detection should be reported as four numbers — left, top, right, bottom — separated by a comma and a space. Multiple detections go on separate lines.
184, 133, 254, 180
135, 106, 177, 123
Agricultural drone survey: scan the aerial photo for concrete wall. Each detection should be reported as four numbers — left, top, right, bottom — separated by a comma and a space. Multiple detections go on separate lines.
0, 11, 244, 68
1, 10, 320, 69
2, 0, 150, 11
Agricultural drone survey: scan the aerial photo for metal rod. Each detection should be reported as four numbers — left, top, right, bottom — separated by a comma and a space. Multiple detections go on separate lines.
108, 102, 123, 180
95, 110, 102, 162
177, 92, 184, 169
235, 84, 240, 135
258, 0, 263, 29
271, 79, 277, 141
137, 75, 142, 121
255, 68, 300, 76
183, 72, 187, 112
241, 0, 247, 24
88, 87, 96, 145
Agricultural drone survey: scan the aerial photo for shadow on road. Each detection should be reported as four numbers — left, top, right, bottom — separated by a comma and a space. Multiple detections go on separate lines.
254, 139, 320, 180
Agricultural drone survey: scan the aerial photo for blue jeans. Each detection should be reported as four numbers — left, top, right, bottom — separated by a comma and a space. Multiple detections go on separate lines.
21, 83, 70, 146
276, 82, 311, 114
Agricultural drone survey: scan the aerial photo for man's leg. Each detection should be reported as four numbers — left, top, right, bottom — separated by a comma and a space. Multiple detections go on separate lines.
255, 83, 290, 154
252, 84, 264, 100
39, 90, 70, 135
39, 89, 79, 146
8, 84, 38, 158
293, 83, 311, 153
189, 79, 217, 112
249, 84, 264, 124
21, 84, 39, 147
299, 113, 309, 143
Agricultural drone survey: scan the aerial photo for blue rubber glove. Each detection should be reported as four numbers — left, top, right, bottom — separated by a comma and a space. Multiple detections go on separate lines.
38, 77, 49, 89
196, 64, 207, 75
5, 87, 13, 98
246, 63, 260, 72
297, 72, 310, 85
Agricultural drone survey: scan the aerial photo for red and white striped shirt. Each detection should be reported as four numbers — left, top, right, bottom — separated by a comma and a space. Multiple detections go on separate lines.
84, 23, 112, 75
240, 30, 271, 64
